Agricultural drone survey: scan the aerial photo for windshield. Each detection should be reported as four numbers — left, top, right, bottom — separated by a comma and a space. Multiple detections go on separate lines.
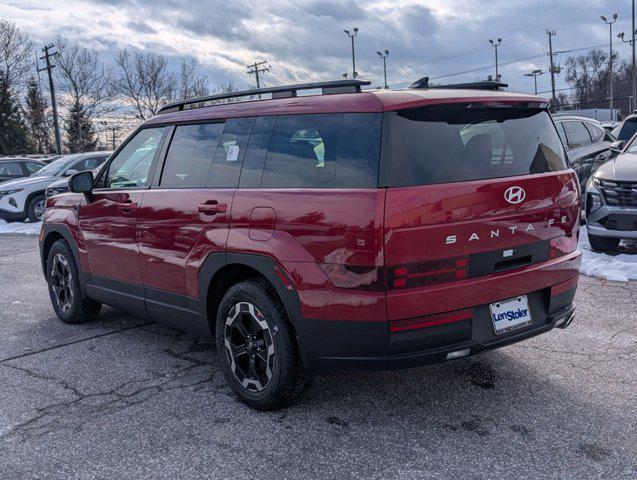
32, 156, 78, 177
616, 119, 637, 142
380, 105, 568, 187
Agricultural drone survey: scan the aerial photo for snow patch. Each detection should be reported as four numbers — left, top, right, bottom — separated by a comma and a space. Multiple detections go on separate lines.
0, 220, 42, 235
579, 227, 637, 282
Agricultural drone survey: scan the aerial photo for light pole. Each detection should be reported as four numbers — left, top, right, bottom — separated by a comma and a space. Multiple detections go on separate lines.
377, 49, 389, 89
601, 14, 618, 120
524, 69, 544, 94
344, 27, 359, 78
618, 29, 637, 112
489, 38, 502, 80
99, 121, 108, 150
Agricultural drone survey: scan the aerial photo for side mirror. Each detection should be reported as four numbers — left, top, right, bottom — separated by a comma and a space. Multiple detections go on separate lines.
64, 169, 78, 177
610, 140, 625, 153
68, 170, 94, 201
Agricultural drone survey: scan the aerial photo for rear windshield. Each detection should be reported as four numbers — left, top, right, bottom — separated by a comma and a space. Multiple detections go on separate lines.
380, 105, 568, 187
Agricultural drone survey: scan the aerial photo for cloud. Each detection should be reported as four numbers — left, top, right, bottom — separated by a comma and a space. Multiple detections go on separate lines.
0, 0, 631, 95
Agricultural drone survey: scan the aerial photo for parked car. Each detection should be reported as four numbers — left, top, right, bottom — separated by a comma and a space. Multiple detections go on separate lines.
45, 164, 107, 199
40, 80, 581, 409
584, 134, 637, 251
553, 115, 615, 192
0, 157, 45, 183
601, 120, 619, 132
0, 152, 111, 222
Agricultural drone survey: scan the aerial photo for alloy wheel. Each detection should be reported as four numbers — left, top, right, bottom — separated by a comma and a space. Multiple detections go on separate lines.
34, 199, 46, 221
50, 253, 73, 313
223, 301, 275, 392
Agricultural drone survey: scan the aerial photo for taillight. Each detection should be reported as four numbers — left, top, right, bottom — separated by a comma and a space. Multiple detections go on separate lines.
389, 308, 473, 333
388, 256, 469, 290
549, 234, 578, 259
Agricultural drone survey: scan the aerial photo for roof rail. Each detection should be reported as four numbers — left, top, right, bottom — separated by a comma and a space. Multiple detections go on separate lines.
408, 76, 508, 91
157, 79, 371, 114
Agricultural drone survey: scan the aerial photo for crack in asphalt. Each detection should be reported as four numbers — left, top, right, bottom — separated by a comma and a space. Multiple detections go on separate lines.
0, 322, 153, 364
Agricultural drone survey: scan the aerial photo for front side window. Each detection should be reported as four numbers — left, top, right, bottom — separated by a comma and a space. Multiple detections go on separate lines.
24, 162, 44, 175
161, 123, 224, 188
104, 127, 166, 189
0, 162, 22, 177
584, 123, 604, 143
381, 105, 568, 187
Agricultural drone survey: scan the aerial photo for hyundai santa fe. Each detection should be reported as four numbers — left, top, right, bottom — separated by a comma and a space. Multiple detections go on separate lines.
40, 79, 581, 409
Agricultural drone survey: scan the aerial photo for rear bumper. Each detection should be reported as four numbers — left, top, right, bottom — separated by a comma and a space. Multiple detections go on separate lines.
296, 267, 579, 371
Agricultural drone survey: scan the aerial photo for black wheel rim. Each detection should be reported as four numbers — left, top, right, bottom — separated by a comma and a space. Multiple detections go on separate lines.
223, 302, 275, 392
50, 253, 73, 313
34, 199, 45, 221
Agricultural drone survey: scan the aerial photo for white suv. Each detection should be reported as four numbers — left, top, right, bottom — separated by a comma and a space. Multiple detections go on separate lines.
0, 152, 111, 222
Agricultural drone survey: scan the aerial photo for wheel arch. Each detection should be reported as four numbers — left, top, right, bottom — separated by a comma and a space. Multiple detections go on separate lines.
24, 189, 46, 215
40, 224, 86, 296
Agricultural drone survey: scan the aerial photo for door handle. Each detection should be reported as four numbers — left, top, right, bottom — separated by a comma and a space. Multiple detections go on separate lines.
116, 201, 138, 213
198, 200, 227, 215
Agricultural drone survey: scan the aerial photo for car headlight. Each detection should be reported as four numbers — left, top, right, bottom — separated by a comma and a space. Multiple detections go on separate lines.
0, 188, 23, 199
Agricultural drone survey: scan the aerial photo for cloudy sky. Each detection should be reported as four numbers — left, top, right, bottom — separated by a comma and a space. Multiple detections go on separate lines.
0, 0, 633, 97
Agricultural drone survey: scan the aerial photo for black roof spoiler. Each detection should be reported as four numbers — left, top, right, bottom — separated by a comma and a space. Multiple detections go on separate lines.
158, 79, 371, 114
408, 76, 509, 91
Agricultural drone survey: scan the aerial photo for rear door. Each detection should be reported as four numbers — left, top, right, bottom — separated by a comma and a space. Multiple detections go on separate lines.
137, 118, 252, 300
381, 103, 579, 321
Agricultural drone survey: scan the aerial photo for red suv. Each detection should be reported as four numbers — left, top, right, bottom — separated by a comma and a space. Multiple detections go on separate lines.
40, 79, 581, 409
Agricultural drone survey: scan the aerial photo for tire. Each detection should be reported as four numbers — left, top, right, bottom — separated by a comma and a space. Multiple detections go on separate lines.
27, 194, 46, 222
46, 239, 102, 324
588, 234, 620, 252
216, 279, 308, 410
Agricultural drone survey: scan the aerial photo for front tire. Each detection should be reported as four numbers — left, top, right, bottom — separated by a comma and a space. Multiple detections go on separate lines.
46, 239, 101, 324
588, 234, 620, 252
216, 279, 307, 410
27, 194, 46, 222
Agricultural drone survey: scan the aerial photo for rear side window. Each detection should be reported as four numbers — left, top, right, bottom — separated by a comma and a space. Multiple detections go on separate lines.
208, 117, 255, 188
239, 116, 276, 188
24, 162, 43, 174
563, 121, 592, 148
380, 105, 568, 187
161, 123, 224, 188
584, 123, 604, 143
260, 113, 381, 188
0, 162, 23, 176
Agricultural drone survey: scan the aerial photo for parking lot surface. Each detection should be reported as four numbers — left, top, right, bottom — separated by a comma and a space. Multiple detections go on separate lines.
0, 234, 635, 479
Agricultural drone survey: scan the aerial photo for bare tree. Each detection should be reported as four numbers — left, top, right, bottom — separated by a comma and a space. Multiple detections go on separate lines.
0, 19, 32, 95
178, 58, 208, 100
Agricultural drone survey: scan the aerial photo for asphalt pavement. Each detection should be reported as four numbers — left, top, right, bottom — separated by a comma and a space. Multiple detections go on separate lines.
0, 234, 635, 479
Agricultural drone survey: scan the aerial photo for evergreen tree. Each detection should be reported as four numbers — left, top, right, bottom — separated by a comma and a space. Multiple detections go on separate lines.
63, 100, 97, 153
0, 71, 33, 155
24, 76, 53, 153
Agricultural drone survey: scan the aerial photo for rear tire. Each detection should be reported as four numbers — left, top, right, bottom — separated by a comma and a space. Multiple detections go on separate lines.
588, 234, 620, 252
46, 239, 102, 324
215, 279, 307, 410
27, 194, 46, 222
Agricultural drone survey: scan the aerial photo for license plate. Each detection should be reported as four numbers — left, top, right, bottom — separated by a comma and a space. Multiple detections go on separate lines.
489, 295, 532, 335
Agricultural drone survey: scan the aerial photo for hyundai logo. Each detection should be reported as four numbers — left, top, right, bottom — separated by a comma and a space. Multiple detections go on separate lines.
504, 186, 526, 204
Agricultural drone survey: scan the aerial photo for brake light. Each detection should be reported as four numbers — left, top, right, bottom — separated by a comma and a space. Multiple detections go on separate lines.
388, 256, 469, 290
549, 235, 578, 259
389, 308, 473, 333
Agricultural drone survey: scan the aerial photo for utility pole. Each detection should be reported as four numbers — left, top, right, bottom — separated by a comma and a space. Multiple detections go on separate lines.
344, 27, 359, 78
38, 44, 61, 154
546, 30, 558, 111
377, 49, 389, 89
601, 14, 619, 120
246, 60, 270, 98
489, 38, 502, 80
524, 69, 544, 94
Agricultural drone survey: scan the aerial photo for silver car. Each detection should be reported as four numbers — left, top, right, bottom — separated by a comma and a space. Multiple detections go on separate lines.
0, 152, 111, 222
585, 136, 637, 251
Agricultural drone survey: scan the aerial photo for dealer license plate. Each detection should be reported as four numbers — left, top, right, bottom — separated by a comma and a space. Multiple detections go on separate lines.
489, 295, 532, 335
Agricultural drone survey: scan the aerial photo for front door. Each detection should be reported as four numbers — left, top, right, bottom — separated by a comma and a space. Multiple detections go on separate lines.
79, 127, 168, 288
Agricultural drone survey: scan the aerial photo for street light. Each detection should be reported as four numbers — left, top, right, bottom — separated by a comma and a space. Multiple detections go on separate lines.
377, 49, 390, 89
601, 13, 618, 120
524, 69, 544, 94
618, 30, 637, 45
489, 38, 502, 80
344, 27, 359, 78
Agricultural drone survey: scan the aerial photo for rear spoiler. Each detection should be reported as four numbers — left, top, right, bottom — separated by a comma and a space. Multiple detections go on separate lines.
409, 76, 509, 91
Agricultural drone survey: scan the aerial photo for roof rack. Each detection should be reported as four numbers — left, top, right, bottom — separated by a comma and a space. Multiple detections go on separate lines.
408, 76, 508, 91
158, 79, 371, 114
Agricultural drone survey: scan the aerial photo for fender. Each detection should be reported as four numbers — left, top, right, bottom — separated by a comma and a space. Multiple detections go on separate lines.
39, 223, 87, 297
